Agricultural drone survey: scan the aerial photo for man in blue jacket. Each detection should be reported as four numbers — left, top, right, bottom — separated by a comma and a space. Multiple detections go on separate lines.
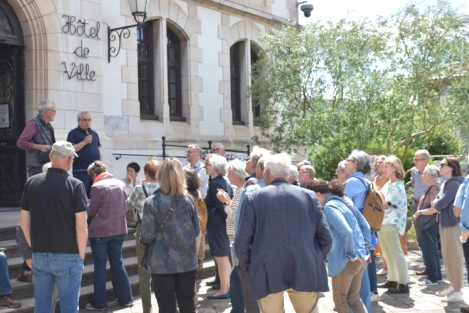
235, 153, 332, 313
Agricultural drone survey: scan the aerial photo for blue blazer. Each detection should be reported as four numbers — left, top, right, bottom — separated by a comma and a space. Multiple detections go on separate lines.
234, 178, 332, 300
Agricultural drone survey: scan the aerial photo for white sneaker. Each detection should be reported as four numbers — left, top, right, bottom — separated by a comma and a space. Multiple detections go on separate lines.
377, 268, 388, 276
370, 293, 380, 302
442, 291, 463, 302
436, 286, 455, 297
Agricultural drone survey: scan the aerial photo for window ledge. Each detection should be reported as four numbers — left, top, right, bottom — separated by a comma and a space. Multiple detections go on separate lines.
170, 116, 187, 122
141, 115, 159, 121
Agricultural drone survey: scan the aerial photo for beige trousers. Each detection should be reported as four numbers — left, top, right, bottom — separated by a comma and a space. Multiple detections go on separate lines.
257, 289, 319, 313
440, 224, 464, 290
378, 224, 408, 284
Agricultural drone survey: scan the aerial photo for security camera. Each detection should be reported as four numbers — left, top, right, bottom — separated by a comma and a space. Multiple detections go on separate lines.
301, 3, 314, 18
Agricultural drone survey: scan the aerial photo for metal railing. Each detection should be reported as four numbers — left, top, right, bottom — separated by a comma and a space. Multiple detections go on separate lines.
113, 136, 251, 161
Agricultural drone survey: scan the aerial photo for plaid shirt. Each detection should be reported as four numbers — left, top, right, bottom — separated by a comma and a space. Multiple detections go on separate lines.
126, 182, 160, 220
17, 119, 40, 151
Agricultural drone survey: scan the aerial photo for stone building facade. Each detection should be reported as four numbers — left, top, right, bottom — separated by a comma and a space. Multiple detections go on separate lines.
0, 0, 296, 206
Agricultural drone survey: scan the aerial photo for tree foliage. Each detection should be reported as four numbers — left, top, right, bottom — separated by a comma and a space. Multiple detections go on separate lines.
251, 0, 469, 174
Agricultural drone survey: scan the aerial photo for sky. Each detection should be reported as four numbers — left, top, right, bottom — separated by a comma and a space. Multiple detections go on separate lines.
299, 0, 469, 24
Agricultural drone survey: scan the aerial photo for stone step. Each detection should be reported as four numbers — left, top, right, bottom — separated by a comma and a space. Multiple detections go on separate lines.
0, 223, 216, 313
4, 238, 138, 279
0, 258, 216, 313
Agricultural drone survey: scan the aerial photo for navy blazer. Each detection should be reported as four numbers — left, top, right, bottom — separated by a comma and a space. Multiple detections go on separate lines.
234, 177, 332, 300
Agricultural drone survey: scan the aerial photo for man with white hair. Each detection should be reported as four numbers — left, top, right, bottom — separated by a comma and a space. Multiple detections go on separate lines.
288, 164, 299, 186
235, 153, 332, 313
19, 141, 88, 313
17, 100, 57, 177
202, 142, 238, 161
411, 149, 431, 276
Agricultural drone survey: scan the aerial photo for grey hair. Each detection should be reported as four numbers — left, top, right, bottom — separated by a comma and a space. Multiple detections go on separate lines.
227, 159, 248, 180
302, 165, 316, 179
77, 111, 90, 120
348, 150, 371, 174
338, 160, 347, 172
264, 153, 292, 177
289, 164, 299, 180
423, 165, 440, 181
257, 156, 269, 170
250, 147, 271, 163
38, 100, 55, 114
187, 144, 202, 155
87, 161, 107, 176
209, 155, 228, 176
42, 162, 51, 172
415, 149, 430, 160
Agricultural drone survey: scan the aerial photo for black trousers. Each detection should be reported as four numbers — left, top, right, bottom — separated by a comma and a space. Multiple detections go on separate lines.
152, 269, 197, 313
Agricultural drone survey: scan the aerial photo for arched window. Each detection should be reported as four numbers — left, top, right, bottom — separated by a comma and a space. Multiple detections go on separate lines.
230, 42, 244, 125
251, 45, 261, 120
167, 28, 183, 120
137, 22, 157, 119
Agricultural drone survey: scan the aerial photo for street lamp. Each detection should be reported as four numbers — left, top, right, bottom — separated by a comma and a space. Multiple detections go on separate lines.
108, 0, 149, 63
296, 0, 314, 22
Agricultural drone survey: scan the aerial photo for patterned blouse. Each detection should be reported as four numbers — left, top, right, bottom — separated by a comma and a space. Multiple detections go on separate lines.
417, 184, 441, 211
381, 180, 408, 235
224, 186, 243, 236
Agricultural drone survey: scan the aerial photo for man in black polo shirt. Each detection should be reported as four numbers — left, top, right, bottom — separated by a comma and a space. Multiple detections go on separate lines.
67, 111, 102, 197
19, 140, 88, 313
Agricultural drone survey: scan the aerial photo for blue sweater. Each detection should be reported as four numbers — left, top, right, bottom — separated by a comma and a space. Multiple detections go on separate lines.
323, 194, 371, 277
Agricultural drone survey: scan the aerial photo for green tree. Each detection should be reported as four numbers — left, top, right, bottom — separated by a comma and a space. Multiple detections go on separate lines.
251, 0, 469, 172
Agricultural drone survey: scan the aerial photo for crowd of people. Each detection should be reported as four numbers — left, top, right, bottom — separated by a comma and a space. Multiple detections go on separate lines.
3, 100, 469, 313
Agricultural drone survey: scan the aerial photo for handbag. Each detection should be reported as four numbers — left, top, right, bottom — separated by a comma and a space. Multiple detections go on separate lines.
415, 185, 439, 231
140, 192, 175, 270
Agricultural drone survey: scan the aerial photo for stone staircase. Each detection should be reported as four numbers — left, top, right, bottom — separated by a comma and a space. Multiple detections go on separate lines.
0, 223, 215, 313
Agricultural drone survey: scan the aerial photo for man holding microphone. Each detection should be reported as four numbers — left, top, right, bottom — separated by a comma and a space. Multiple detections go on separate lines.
67, 111, 102, 197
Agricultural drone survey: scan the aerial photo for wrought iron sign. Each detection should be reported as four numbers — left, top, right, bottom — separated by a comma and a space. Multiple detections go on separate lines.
60, 15, 100, 81
61, 15, 101, 39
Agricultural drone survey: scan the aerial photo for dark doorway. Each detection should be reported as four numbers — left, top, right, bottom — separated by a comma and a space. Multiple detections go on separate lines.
0, 0, 25, 206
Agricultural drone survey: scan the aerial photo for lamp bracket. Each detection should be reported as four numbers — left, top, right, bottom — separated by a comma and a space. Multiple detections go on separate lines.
108, 23, 139, 63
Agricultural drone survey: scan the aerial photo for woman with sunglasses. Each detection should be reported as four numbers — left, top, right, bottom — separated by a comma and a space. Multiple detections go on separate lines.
430, 157, 464, 302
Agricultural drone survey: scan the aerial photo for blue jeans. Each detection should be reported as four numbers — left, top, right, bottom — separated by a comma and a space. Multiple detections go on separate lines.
90, 235, 133, 309
359, 265, 371, 313
32, 253, 84, 313
367, 250, 377, 293
73, 171, 92, 198
417, 223, 442, 283
0, 253, 12, 296
229, 266, 244, 313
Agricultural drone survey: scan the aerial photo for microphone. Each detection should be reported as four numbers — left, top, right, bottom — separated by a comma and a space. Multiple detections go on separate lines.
87, 128, 92, 143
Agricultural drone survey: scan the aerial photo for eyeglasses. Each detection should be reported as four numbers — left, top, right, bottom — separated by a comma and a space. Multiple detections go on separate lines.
439, 163, 448, 167
212, 148, 220, 152
48, 109, 56, 113
346, 158, 355, 162
80, 118, 91, 122
413, 158, 425, 162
